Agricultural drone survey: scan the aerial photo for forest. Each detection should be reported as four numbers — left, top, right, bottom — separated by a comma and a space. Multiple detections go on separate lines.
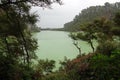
64, 2, 120, 31
0, 0, 120, 80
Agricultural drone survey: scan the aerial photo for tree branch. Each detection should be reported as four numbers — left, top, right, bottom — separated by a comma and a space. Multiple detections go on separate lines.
73, 41, 82, 56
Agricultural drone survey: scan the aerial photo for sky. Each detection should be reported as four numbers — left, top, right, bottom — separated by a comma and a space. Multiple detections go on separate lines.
31, 0, 120, 28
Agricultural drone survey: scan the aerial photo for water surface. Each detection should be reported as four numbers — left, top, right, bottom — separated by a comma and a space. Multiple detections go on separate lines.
33, 31, 94, 69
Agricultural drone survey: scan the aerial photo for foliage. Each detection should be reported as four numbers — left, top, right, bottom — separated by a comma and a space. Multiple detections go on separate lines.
64, 2, 120, 31
89, 50, 120, 80
0, 0, 120, 80
69, 33, 82, 55
0, 0, 61, 80
36, 59, 55, 75
0, 0, 62, 8
0, 53, 36, 80
112, 12, 120, 36
43, 72, 69, 80
58, 9, 120, 80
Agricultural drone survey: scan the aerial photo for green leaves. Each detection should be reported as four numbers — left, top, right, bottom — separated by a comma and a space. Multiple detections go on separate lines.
114, 12, 120, 25
90, 54, 110, 69
64, 2, 120, 32
36, 59, 55, 74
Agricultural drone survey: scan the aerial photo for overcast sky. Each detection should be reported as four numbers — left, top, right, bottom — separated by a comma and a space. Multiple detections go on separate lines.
31, 0, 120, 28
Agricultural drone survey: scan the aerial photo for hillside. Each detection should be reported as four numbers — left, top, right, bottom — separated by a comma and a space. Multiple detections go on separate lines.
64, 2, 120, 31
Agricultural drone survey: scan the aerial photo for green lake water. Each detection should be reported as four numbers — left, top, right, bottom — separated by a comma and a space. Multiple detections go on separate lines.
33, 31, 95, 69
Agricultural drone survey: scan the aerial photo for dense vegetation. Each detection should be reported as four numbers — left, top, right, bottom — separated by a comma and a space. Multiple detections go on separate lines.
0, 0, 120, 80
0, 0, 61, 80
41, 28, 64, 31
64, 2, 120, 31
30, 25, 41, 32
39, 11, 120, 80
39, 2, 120, 80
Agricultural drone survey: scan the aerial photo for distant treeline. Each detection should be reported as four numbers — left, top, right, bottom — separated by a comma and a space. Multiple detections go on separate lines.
41, 28, 64, 31
64, 2, 120, 31
29, 25, 41, 32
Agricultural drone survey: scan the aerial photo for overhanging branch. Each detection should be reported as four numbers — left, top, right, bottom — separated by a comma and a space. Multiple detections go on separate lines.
0, 0, 62, 8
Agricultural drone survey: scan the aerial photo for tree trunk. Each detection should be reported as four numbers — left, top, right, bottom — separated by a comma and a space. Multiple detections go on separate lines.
4, 35, 10, 54
89, 40, 95, 53
73, 41, 82, 56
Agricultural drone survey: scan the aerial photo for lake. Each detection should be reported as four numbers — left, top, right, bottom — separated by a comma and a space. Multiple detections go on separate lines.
33, 31, 95, 69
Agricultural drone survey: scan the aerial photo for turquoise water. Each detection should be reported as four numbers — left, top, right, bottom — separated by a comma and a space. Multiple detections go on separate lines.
33, 31, 95, 69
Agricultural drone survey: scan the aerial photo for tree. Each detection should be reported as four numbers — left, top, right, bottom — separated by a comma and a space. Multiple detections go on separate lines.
35, 59, 55, 75
69, 33, 82, 56
0, 0, 62, 8
64, 2, 120, 31
0, 0, 62, 64
0, 0, 62, 80
77, 23, 97, 53
0, 3, 38, 64
112, 12, 120, 36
